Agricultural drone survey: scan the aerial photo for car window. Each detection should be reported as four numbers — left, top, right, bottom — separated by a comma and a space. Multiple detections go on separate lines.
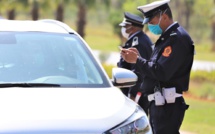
0, 32, 110, 87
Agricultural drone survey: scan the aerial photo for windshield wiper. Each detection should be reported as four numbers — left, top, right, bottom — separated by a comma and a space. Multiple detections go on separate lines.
0, 83, 61, 88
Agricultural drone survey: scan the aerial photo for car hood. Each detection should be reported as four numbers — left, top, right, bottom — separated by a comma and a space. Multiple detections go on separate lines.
0, 87, 137, 133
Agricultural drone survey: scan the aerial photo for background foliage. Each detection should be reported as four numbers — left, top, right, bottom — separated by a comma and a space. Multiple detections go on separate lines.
0, 0, 215, 48
0, 1, 215, 133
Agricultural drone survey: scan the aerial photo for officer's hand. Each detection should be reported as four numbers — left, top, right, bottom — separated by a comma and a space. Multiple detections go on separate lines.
129, 47, 140, 56
121, 49, 138, 63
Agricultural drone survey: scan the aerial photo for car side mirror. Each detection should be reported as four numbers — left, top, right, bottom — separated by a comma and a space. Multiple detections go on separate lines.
111, 67, 138, 88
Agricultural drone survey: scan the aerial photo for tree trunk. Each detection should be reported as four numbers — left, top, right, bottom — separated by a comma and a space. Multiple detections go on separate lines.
212, 20, 215, 51
175, 0, 183, 25
184, 6, 190, 31
76, 1, 86, 38
31, 0, 39, 20
184, 0, 194, 31
56, 2, 64, 22
212, 1, 215, 51
7, 9, 15, 20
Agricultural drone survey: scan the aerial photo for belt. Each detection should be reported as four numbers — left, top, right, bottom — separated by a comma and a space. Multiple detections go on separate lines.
148, 87, 183, 103
147, 93, 182, 101
148, 93, 156, 102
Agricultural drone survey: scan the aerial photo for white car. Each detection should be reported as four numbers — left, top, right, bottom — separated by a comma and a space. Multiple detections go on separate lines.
0, 19, 152, 134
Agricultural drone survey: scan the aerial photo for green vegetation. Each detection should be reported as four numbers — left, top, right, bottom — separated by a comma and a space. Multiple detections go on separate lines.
189, 70, 215, 101
102, 63, 215, 134
181, 97, 215, 134
194, 42, 215, 62
86, 21, 215, 133
189, 80, 215, 101
84, 23, 215, 62
0, 1, 214, 133
191, 70, 215, 83
102, 63, 116, 78
85, 24, 120, 52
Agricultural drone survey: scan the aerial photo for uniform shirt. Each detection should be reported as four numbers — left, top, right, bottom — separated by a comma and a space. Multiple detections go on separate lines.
117, 31, 153, 93
118, 31, 152, 69
135, 23, 194, 94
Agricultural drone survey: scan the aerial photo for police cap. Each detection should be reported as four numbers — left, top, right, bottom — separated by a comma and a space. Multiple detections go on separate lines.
137, 0, 170, 24
119, 12, 144, 28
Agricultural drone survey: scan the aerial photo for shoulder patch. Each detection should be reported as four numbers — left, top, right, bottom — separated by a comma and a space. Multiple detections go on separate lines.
162, 46, 172, 57
132, 36, 138, 47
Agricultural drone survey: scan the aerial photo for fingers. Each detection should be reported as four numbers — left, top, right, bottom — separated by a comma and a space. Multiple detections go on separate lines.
120, 48, 128, 54
129, 47, 140, 56
129, 47, 137, 52
120, 50, 138, 64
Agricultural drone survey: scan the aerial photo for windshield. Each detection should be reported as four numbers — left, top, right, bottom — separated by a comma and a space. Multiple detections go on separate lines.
0, 32, 110, 87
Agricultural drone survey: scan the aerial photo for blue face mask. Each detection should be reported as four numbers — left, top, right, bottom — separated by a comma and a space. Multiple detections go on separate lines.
148, 23, 162, 35
148, 13, 163, 35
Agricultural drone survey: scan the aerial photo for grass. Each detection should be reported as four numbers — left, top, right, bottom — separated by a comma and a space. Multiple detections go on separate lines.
84, 23, 215, 62
181, 96, 215, 134
189, 81, 215, 100
194, 42, 215, 62
189, 70, 215, 100
85, 23, 215, 134
85, 23, 120, 52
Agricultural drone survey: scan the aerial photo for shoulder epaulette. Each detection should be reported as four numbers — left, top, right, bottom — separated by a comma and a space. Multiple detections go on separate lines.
170, 32, 177, 37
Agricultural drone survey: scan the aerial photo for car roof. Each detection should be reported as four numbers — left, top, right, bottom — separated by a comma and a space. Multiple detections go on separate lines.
0, 19, 76, 34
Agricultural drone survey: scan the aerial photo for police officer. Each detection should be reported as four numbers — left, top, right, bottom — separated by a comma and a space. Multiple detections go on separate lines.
117, 12, 153, 114
120, 0, 195, 133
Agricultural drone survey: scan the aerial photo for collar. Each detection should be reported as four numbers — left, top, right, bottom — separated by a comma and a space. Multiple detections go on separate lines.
161, 22, 179, 38
128, 30, 142, 41
155, 22, 179, 45
164, 22, 177, 33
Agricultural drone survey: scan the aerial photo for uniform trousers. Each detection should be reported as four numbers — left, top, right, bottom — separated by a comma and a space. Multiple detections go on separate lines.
138, 95, 150, 116
149, 97, 189, 134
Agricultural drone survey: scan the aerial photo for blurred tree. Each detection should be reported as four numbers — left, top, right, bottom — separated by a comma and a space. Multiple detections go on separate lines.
7, 9, 15, 20
108, 0, 124, 45
28, 0, 68, 22
109, 0, 150, 45
76, 0, 86, 38
212, 0, 215, 51
109, 10, 123, 45
0, 0, 28, 20
0, 0, 214, 50
170, 1, 183, 26
37, 0, 66, 21
123, 0, 151, 32
53, 0, 70, 22
94, 0, 110, 23
2, 0, 37, 20
56, 1, 64, 21
73, 0, 110, 38
31, 0, 39, 20
191, 0, 214, 44
184, 0, 194, 31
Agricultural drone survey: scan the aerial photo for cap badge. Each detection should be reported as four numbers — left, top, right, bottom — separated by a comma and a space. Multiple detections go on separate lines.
162, 46, 172, 57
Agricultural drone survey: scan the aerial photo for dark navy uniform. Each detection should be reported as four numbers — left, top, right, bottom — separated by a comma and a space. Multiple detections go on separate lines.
135, 22, 194, 133
118, 31, 153, 95
117, 12, 153, 114
138, 23, 194, 94
136, 0, 195, 133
